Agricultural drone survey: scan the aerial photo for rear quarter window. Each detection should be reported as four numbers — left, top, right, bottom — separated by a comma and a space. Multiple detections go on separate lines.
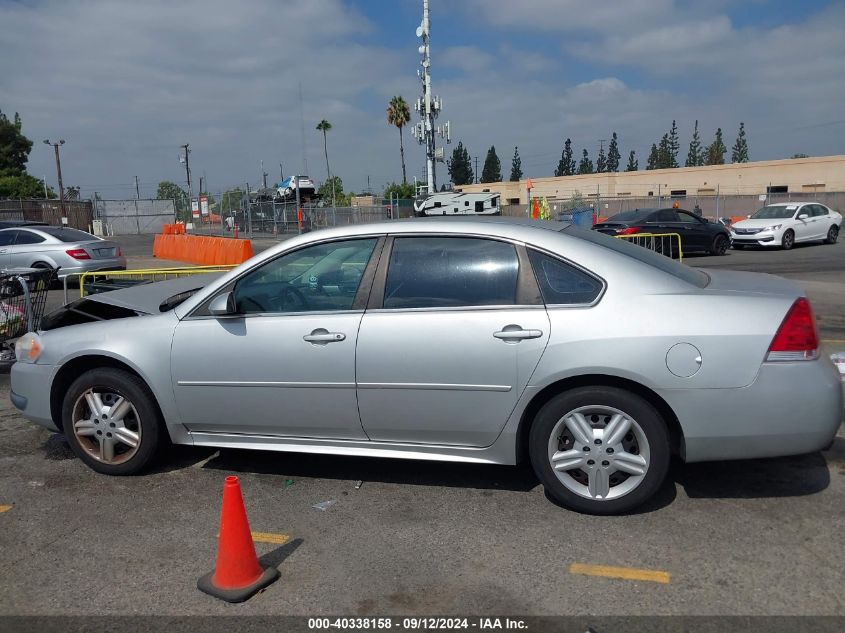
528, 250, 603, 305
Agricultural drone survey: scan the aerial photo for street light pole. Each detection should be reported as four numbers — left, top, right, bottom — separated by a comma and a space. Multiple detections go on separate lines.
43, 139, 66, 218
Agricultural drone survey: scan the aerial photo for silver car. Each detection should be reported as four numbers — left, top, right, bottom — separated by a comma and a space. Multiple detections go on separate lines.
0, 226, 126, 279
9, 220, 842, 513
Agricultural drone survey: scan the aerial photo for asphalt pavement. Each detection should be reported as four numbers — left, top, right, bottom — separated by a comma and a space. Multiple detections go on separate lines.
0, 234, 843, 617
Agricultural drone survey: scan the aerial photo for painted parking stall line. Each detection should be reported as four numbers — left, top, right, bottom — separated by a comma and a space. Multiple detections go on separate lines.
0, 505, 12, 513
569, 563, 671, 584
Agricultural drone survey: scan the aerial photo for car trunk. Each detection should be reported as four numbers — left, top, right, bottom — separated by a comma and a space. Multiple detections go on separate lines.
78, 240, 120, 259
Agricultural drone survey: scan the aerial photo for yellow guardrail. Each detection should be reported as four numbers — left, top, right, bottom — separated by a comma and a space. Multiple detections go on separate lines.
63, 265, 237, 303
616, 232, 684, 261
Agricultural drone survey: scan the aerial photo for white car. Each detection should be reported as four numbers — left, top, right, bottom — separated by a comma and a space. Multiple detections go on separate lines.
731, 202, 841, 250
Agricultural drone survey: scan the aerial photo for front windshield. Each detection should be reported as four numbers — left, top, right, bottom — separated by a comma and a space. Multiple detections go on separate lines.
751, 205, 798, 219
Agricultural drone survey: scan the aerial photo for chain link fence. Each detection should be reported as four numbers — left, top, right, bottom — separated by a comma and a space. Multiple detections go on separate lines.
93, 199, 176, 235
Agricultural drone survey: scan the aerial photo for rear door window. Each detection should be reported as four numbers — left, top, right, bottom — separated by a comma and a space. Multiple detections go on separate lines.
528, 250, 603, 305
383, 237, 519, 309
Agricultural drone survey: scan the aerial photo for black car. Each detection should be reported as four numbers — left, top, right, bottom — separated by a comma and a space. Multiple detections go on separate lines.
0, 220, 48, 230
592, 207, 730, 256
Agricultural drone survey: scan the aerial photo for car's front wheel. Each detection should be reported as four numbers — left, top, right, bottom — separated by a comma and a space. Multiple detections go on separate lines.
529, 386, 670, 514
62, 368, 163, 475
710, 234, 729, 256
825, 225, 839, 244
781, 229, 795, 250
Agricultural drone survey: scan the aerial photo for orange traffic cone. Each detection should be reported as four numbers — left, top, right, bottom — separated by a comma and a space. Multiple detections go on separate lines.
198, 476, 280, 602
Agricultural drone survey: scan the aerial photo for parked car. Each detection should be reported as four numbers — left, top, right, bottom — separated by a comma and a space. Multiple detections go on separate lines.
10, 219, 841, 514
593, 207, 731, 255
730, 202, 841, 250
0, 226, 126, 278
0, 220, 48, 230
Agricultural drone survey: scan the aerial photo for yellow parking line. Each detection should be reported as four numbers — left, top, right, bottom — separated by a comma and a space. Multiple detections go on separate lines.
0, 505, 12, 513
821, 339, 845, 344
216, 531, 291, 545
569, 563, 671, 584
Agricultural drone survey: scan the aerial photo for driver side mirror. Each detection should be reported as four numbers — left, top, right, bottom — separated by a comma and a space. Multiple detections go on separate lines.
797, 212, 809, 220
209, 291, 236, 316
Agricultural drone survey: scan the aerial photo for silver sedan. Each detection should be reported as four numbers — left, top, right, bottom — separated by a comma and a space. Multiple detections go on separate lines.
0, 225, 126, 278
9, 219, 842, 514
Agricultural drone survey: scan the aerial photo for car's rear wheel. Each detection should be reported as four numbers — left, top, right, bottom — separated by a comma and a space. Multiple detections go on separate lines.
825, 225, 839, 244
781, 229, 795, 250
710, 234, 729, 256
62, 368, 163, 475
529, 387, 670, 514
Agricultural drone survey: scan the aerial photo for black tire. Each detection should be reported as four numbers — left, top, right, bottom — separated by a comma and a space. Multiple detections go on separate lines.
781, 229, 795, 250
732, 243, 745, 250
710, 234, 729, 256
62, 368, 163, 475
529, 386, 670, 515
825, 225, 839, 244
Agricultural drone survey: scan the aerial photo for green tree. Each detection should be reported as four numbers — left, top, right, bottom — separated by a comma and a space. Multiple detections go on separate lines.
447, 141, 473, 185
220, 188, 245, 215
606, 132, 621, 172
384, 181, 416, 199
156, 180, 188, 218
560, 190, 587, 213
0, 109, 33, 177
705, 127, 727, 165
386, 96, 411, 184
480, 145, 502, 183
686, 120, 703, 167
596, 143, 607, 173
657, 133, 672, 169
625, 150, 638, 172
668, 119, 680, 168
731, 121, 749, 163
0, 174, 54, 198
316, 119, 332, 180
577, 149, 594, 174
509, 146, 523, 181
646, 144, 659, 170
556, 138, 576, 176
318, 175, 351, 206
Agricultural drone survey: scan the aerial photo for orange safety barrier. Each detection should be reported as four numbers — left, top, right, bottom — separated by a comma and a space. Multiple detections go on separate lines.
153, 234, 254, 265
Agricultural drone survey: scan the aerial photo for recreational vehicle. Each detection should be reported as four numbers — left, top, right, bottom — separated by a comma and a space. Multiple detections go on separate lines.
413, 191, 501, 217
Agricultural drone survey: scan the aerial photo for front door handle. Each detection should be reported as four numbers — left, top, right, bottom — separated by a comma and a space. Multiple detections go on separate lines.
494, 327, 543, 341
303, 329, 346, 344
0, 249, 7, 254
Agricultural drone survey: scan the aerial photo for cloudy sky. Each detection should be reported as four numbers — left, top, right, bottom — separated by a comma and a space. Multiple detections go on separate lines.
2, 0, 843, 199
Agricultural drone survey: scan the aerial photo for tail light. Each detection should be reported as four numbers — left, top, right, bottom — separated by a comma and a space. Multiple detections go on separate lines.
766, 297, 819, 361
618, 227, 641, 235
66, 248, 91, 260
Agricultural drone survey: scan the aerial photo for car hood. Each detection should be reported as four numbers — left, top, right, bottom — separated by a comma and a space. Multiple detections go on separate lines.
85, 273, 224, 313
732, 218, 791, 229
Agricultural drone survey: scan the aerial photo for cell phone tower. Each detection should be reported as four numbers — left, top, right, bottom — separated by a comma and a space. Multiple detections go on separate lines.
412, 0, 450, 194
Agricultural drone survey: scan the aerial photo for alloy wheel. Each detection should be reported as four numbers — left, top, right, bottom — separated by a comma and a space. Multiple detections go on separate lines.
71, 388, 142, 464
547, 405, 650, 501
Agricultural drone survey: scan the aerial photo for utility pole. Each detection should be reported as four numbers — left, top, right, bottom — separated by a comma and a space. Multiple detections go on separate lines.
43, 176, 48, 199
134, 176, 140, 199
180, 143, 192, 199
474, 157, 479, 183
279, 163, 284, 181
413, 0, 450, 194
43, 139, 66, 218
261, 160, 268, 189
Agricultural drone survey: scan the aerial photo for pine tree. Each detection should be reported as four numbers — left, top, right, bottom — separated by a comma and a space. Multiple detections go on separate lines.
686, 120, 703, 167
606, 132, 621, 172
625, 150, 638, 172
556, 138, 576, 176
480, 145, 502, 183
668, 119, 680, 168
731, 122, 749, 163
577, 149, 594, 174
657, 134, 672, 169
705, 128, 727, 165
646, 144, 659, 170
447, 141, 474, 185
509, 146, 522, 181
596, 144, 607, 173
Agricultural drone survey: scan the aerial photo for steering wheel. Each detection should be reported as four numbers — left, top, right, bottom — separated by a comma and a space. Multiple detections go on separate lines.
238, 295, 268, 313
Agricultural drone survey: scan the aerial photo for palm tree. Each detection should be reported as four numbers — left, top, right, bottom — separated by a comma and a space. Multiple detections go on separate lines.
386, 96, 411, 184
316, 119, 332, 179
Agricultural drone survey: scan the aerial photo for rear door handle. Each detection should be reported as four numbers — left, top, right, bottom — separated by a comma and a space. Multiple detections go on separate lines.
494, 328, 543, 341
303, 329, 346, 344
